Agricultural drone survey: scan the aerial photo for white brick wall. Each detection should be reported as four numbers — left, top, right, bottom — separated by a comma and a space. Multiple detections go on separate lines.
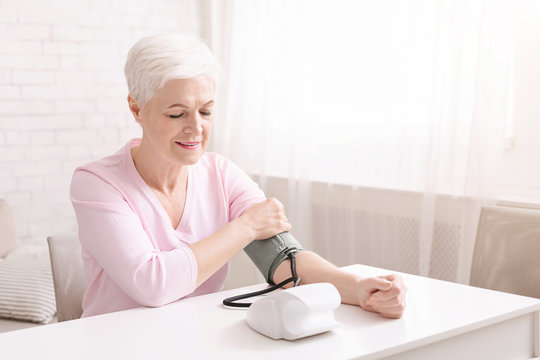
0, 0, 202, 244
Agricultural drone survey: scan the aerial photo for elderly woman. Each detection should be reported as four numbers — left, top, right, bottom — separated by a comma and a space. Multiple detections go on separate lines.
70, 33, 406, 319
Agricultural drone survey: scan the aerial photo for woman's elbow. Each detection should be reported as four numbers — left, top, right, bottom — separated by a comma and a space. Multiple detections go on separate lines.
126, 252, 197, 307
135, 293, 173, 308
129, 273, 194, 307
128, 286, 191, 308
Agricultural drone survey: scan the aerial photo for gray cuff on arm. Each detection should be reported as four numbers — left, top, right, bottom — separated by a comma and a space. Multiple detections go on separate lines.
243, 232, 304, 285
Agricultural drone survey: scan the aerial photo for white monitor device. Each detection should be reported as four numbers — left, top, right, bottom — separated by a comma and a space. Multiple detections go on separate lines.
246, 282, 341, 340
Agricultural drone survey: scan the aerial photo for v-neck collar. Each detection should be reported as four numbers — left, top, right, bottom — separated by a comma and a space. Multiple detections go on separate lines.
125, 138, 194, 233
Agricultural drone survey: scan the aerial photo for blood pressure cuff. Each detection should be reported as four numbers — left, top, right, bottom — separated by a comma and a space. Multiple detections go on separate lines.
243, 232, 304, 285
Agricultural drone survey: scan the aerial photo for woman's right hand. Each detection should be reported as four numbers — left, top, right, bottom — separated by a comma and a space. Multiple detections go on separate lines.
239, 198, 292, 240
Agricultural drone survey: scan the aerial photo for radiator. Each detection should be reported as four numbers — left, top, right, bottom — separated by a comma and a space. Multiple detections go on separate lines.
310, 204, 461, 281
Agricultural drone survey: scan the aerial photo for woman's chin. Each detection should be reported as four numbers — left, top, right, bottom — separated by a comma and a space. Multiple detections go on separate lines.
173, 151, 204, 165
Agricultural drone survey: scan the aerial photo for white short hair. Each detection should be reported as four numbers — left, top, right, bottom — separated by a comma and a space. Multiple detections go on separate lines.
124, 33, 220, 109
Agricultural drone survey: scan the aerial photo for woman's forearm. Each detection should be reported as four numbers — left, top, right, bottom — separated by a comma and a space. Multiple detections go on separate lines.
272, 250, 363, 305
190, 217, 253, 287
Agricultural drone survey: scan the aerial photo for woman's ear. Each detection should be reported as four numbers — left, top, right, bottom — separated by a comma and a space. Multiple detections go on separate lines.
127, 94, 143, 124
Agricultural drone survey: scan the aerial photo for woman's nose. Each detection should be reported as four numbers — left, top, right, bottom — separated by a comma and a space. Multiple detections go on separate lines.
183, 113, 203, 135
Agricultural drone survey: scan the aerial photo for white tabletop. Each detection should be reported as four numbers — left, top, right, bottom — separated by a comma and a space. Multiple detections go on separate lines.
1, 265, 539, 359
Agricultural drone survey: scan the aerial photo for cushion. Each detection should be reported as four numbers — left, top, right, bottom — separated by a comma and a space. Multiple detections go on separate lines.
0, 199, 18, 258
0, 245, 56, 324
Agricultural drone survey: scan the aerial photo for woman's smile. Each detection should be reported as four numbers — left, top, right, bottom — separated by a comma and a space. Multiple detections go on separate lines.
175, 141, 201, 150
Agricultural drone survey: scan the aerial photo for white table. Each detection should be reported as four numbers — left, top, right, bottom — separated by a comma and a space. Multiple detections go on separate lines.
1, 265, 539, 359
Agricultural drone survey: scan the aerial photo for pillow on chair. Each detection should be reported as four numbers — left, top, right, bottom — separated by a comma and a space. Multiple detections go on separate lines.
0, 245, 56, 324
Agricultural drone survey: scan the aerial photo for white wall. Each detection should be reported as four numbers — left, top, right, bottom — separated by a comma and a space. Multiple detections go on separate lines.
0, 0, 201, 243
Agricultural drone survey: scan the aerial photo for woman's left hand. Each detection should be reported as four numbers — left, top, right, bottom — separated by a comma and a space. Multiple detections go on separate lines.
355, 274, 407, 319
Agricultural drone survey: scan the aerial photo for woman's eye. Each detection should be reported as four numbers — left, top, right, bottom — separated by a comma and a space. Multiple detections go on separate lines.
169, 114, 184, 119
200, 111, 212, 116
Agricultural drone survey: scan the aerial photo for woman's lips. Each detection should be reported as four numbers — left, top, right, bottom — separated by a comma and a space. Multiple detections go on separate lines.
175, 141, 201, 150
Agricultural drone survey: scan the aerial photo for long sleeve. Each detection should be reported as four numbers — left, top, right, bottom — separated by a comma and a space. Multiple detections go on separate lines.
217, 156, 266, 221
71, 169, 198, 308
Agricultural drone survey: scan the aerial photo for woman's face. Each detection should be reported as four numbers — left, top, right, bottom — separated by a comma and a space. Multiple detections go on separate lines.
131, 77, 215, 166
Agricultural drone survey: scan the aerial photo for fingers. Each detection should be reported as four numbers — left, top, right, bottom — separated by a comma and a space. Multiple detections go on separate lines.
364, 274, 407, 319
363, 276, 393, 293
243, 198, 292, 239
268, 197, 284, 210
283, 221, 292, 232
369, 285, 399, 302
367, 295, 401, 309
382, 274, 405, 286
367, 294, 406, 318
267, 198, 291, 231
377, 305, 406, 319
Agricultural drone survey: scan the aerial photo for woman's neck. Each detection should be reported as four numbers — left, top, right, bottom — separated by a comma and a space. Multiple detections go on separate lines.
130, 140, 188, 195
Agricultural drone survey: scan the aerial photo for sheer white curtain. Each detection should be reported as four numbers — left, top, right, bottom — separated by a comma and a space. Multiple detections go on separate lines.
203, 0, 516, 285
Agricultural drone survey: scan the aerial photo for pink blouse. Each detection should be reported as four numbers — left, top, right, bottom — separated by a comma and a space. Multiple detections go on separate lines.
70, 138, 265, 317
